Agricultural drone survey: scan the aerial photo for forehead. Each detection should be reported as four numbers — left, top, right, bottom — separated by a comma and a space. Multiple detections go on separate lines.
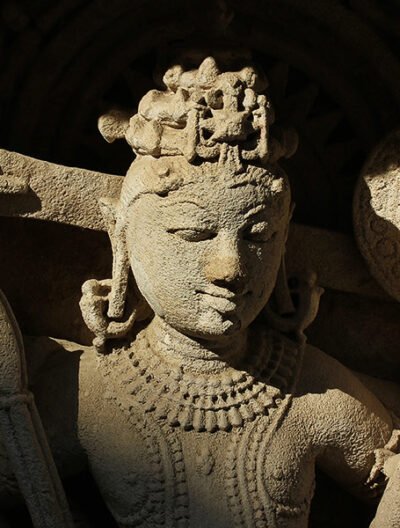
130, 175, 289, 225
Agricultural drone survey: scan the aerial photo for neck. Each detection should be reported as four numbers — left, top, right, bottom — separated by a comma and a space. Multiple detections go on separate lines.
146, 315, 248, 371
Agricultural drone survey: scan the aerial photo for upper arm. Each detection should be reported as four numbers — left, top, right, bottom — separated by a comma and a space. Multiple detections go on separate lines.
316, 389, 393, 500
298, 344, 394, 499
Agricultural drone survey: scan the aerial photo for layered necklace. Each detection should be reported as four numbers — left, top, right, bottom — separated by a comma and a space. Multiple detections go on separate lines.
100, 320, 302, 433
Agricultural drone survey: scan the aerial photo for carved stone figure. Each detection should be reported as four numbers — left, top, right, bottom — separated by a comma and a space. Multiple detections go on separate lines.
1, 57, 400, 528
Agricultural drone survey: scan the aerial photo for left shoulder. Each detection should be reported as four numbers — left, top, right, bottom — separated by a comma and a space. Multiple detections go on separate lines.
295, 343, 392, 448
352, 370, 400, 420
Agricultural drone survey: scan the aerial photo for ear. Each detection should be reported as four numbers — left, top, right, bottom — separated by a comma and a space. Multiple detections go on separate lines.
273, 202, 295, 314
289, 201, 295, 220
98, 197, 130, 320
283, 201, 295, 244
272, 256, 295, 315
108, 231, 130, 320
98, 196, 118, 238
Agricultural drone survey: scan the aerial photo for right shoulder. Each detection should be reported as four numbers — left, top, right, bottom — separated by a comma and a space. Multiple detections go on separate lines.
25, 335, 91, 380
24, 336, 92, 475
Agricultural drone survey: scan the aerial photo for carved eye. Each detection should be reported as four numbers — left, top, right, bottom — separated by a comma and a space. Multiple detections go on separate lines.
167, 228, 216, 242
244, 222, 276, 244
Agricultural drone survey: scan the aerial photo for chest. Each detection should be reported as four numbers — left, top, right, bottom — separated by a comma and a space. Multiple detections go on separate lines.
79, 392, 316, 528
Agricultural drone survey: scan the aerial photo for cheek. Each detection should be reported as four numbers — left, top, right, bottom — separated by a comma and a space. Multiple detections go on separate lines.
247, 236, 284, 291
128, 240, 165, 316
126, 222, 205, 314
125, 216, 167, 314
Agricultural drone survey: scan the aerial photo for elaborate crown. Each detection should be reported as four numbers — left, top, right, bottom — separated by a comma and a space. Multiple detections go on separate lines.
98, 57, 297, 166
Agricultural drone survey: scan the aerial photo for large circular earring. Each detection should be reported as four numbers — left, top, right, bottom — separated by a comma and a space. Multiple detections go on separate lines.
79, 198, 141, 352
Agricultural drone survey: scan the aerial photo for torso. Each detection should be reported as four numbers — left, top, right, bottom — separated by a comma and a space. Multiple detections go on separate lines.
0, 328, 392, 526
78, 326, 318, 528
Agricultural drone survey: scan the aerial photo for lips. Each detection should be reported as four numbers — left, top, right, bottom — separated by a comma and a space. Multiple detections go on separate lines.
196, 287, 248, 314
200, 293, 237, 313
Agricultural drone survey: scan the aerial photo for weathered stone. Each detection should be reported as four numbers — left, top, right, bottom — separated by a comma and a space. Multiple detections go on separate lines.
0, 149, 123, 231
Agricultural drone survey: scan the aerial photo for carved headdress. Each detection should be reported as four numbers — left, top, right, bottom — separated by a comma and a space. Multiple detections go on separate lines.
99, 56, 297, 168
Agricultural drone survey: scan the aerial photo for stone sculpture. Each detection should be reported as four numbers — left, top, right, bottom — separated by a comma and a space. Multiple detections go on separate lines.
1, 57, 400, 528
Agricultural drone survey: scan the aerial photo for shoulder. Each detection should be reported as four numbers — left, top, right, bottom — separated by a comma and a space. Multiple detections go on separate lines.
25, 335, 93, 411
24, 336, 90, 476
353, 371, 400, 419
25, 335, 88, 380
295, 343, 392, 450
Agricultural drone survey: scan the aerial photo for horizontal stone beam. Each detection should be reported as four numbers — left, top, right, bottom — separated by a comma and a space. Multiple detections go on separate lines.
0, 149, 123, 231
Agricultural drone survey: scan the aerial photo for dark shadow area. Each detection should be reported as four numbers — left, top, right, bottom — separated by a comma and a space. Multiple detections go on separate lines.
2, 472, 117, 528
0, 217, 111, 345
309, 469, 375, 528
307, 288, 400, 381
24, 336, 85, 479
0, 189, 41, 217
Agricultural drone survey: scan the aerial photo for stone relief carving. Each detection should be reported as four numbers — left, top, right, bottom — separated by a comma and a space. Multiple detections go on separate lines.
0, 291, 73, 528
0, 56, 400, 528
354, 129, 400, 302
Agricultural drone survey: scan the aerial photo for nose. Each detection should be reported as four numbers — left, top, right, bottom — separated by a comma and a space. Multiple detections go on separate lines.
204, 233, 247, 292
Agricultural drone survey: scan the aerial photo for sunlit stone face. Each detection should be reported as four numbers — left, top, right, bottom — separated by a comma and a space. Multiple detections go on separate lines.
125, 163, 291, 340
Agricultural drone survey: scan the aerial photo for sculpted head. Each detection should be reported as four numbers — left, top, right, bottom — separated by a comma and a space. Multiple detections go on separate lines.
119, 155, 290, 340
81, 57, 297, 348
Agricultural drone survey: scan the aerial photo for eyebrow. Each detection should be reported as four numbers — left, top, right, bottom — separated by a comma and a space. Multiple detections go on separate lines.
242, 204, 267, 219
158, 199, 206, 210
